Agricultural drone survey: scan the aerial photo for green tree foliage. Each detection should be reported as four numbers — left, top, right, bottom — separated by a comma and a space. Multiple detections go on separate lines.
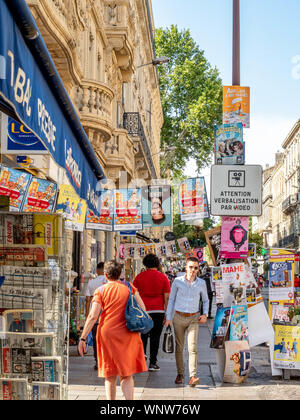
155, 25, 223, 177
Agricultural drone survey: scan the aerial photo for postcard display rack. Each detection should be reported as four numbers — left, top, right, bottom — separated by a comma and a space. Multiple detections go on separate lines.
0, 212, 70, 400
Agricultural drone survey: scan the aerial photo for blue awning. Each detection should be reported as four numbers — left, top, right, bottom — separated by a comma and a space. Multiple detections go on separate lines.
0, 0, 106, 214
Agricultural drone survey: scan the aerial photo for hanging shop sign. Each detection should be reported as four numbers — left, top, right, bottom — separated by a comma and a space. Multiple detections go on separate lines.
85, 190, 114, 232
223, 86, 250, 128
179, 177, 209, 221
0, 165, 31, 211
113, 189, 142, 231
22, 177, 57, 213
220, 216, 249, 259
141, 185, 172, 228
1, 115, 48, 154
56, 184, 87, 232
214, 123, 244, 165
0, 1, 102, 215
210, 165, 262, 216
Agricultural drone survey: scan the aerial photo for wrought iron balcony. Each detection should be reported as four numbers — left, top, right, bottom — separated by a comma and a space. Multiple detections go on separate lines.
282, 194, 298, 214
123, 112, 157, 179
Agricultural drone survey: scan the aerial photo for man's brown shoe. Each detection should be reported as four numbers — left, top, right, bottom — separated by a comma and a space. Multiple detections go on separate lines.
175, 374, 183, 384
188, 376, 200, 387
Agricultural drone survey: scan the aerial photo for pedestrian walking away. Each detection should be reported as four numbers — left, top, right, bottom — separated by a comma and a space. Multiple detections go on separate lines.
85, 262, 106, 370
165, 257, 209, 387
133, 253, 171, 372
78, 260, 148, 400
200, 262, 214, 319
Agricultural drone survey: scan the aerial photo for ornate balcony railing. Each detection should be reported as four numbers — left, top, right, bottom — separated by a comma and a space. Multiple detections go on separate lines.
282, 194, 298, 214
123, 112, 157, 179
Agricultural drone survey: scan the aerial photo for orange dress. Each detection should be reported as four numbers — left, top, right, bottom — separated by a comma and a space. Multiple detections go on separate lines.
92, 281, 148, 378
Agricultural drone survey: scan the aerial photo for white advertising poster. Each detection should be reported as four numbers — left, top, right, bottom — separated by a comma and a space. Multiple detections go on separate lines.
221, 262, 247, 307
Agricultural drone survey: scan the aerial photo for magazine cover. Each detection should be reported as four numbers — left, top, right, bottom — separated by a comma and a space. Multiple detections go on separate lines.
177, 237, 191, 253
221, 262, 247, 307
165, 240, 177, 258
0, 246, 47, 267
220, 216, 249, 259
244, 263, 262, 306
114, 189, 142, 231
141, 186, 172, 228
56, 184, 87, 232
31, 357, 61, 382
274, 325, 300, 370
3, 310, 34, 333
214, 280, 224, 304
179, 177, 209, 221
22, 177, 57, 213
269, 260, 294, 301
0, 378, 28, 400
0, 165, 32, 211
31, 381, 60, 400
229, 305, 248, 341
85, 189, 114, 232
210, 307, 231, 349
223, 340, 251, 383
271, 302, 293, 323
214, 123, 244, 165
2, 214, 34, 245
223, 86, 250, 128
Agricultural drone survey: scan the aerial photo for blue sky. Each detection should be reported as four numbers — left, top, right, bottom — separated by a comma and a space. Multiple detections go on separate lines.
152, 0, 300, 182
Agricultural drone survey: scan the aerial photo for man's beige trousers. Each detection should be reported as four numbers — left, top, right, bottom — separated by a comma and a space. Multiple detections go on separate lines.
173, 312, 199, 377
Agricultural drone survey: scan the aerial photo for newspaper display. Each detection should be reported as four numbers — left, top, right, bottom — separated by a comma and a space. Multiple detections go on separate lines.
220, 216, 249, 259
0, 377, 28, 400
2, 310, 34, 333
0, 165, 32, 212
0, 266, 53, 288
223, 340, 251, 383
0, 214, 34, 245
214, 123, 244, 165
0, 246, 47, 267
31, 356, 61, 382
229, 305, 248, 341
31, 381, 61, 400
274, 325, 300, 370
179, 177, 209, 221
210, 307, 231, 349
22, 177, 58, 213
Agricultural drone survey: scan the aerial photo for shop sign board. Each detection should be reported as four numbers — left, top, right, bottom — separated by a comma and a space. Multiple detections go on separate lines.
210, 165, 262, 216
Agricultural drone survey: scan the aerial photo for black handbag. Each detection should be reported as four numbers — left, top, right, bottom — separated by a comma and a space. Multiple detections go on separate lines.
125, 283, 154, 334
162, 326, 174, 353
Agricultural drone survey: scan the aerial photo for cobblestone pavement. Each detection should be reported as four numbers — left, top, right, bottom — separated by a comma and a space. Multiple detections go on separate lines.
68, 292, 300, 400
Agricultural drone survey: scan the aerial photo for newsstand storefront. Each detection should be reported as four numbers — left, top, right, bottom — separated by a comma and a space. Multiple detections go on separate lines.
0, 0, 105, 400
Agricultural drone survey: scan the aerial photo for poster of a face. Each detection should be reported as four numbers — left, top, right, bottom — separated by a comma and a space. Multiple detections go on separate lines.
22, 177, 58, 213
223, 86, 250, 128
85, 190, 114, 231
0, 166, 32, 211
114, 189, 142, 231
56, 184, 87, 231
221, 216, 249, 259
141, 186, 172, 228
179, 177, 209, 221
214, 123, 244, 165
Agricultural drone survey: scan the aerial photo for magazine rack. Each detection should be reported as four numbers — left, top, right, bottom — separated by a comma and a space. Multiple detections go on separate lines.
0, 212, 70, 400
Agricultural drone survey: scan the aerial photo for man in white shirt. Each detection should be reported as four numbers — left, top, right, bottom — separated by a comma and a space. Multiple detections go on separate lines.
85, 262, 106, 369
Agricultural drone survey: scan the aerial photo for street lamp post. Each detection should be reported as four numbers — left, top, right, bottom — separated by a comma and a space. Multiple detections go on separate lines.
232, 0, 240, 86
137, 56, 169, 69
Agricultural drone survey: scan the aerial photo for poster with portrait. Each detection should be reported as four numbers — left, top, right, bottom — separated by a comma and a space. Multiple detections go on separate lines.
274, 325, 300, 370
210, 306, 231, 349
85, 190, 114, 231
141, 186, 172, 228
165, 240, 177, 258
22, 177, 58, 213
114, 189, 142, 231
56, 184, 87, 231
221, 262, 247, 307
179, 177, 209, 221
223, 86, 250, 128
0, 165, 32, 211
220, 216, 249, 259
269, 260, 294, 301
214, 123, 244, 165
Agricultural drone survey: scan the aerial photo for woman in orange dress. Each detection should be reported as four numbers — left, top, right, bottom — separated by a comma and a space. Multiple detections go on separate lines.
78, 260, 148, 400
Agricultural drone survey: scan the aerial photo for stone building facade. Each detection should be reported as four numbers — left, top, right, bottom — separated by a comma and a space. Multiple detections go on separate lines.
253, 120, 300, 252
26, 0, 164, 275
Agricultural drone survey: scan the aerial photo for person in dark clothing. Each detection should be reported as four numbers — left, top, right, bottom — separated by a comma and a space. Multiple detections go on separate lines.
200, 263, 214, 319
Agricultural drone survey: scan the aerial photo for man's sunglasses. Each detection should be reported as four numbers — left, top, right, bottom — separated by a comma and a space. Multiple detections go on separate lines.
187, 266, 199, 270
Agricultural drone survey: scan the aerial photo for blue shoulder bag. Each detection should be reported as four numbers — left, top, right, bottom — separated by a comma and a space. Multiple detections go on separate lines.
125, 283, 154, 334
